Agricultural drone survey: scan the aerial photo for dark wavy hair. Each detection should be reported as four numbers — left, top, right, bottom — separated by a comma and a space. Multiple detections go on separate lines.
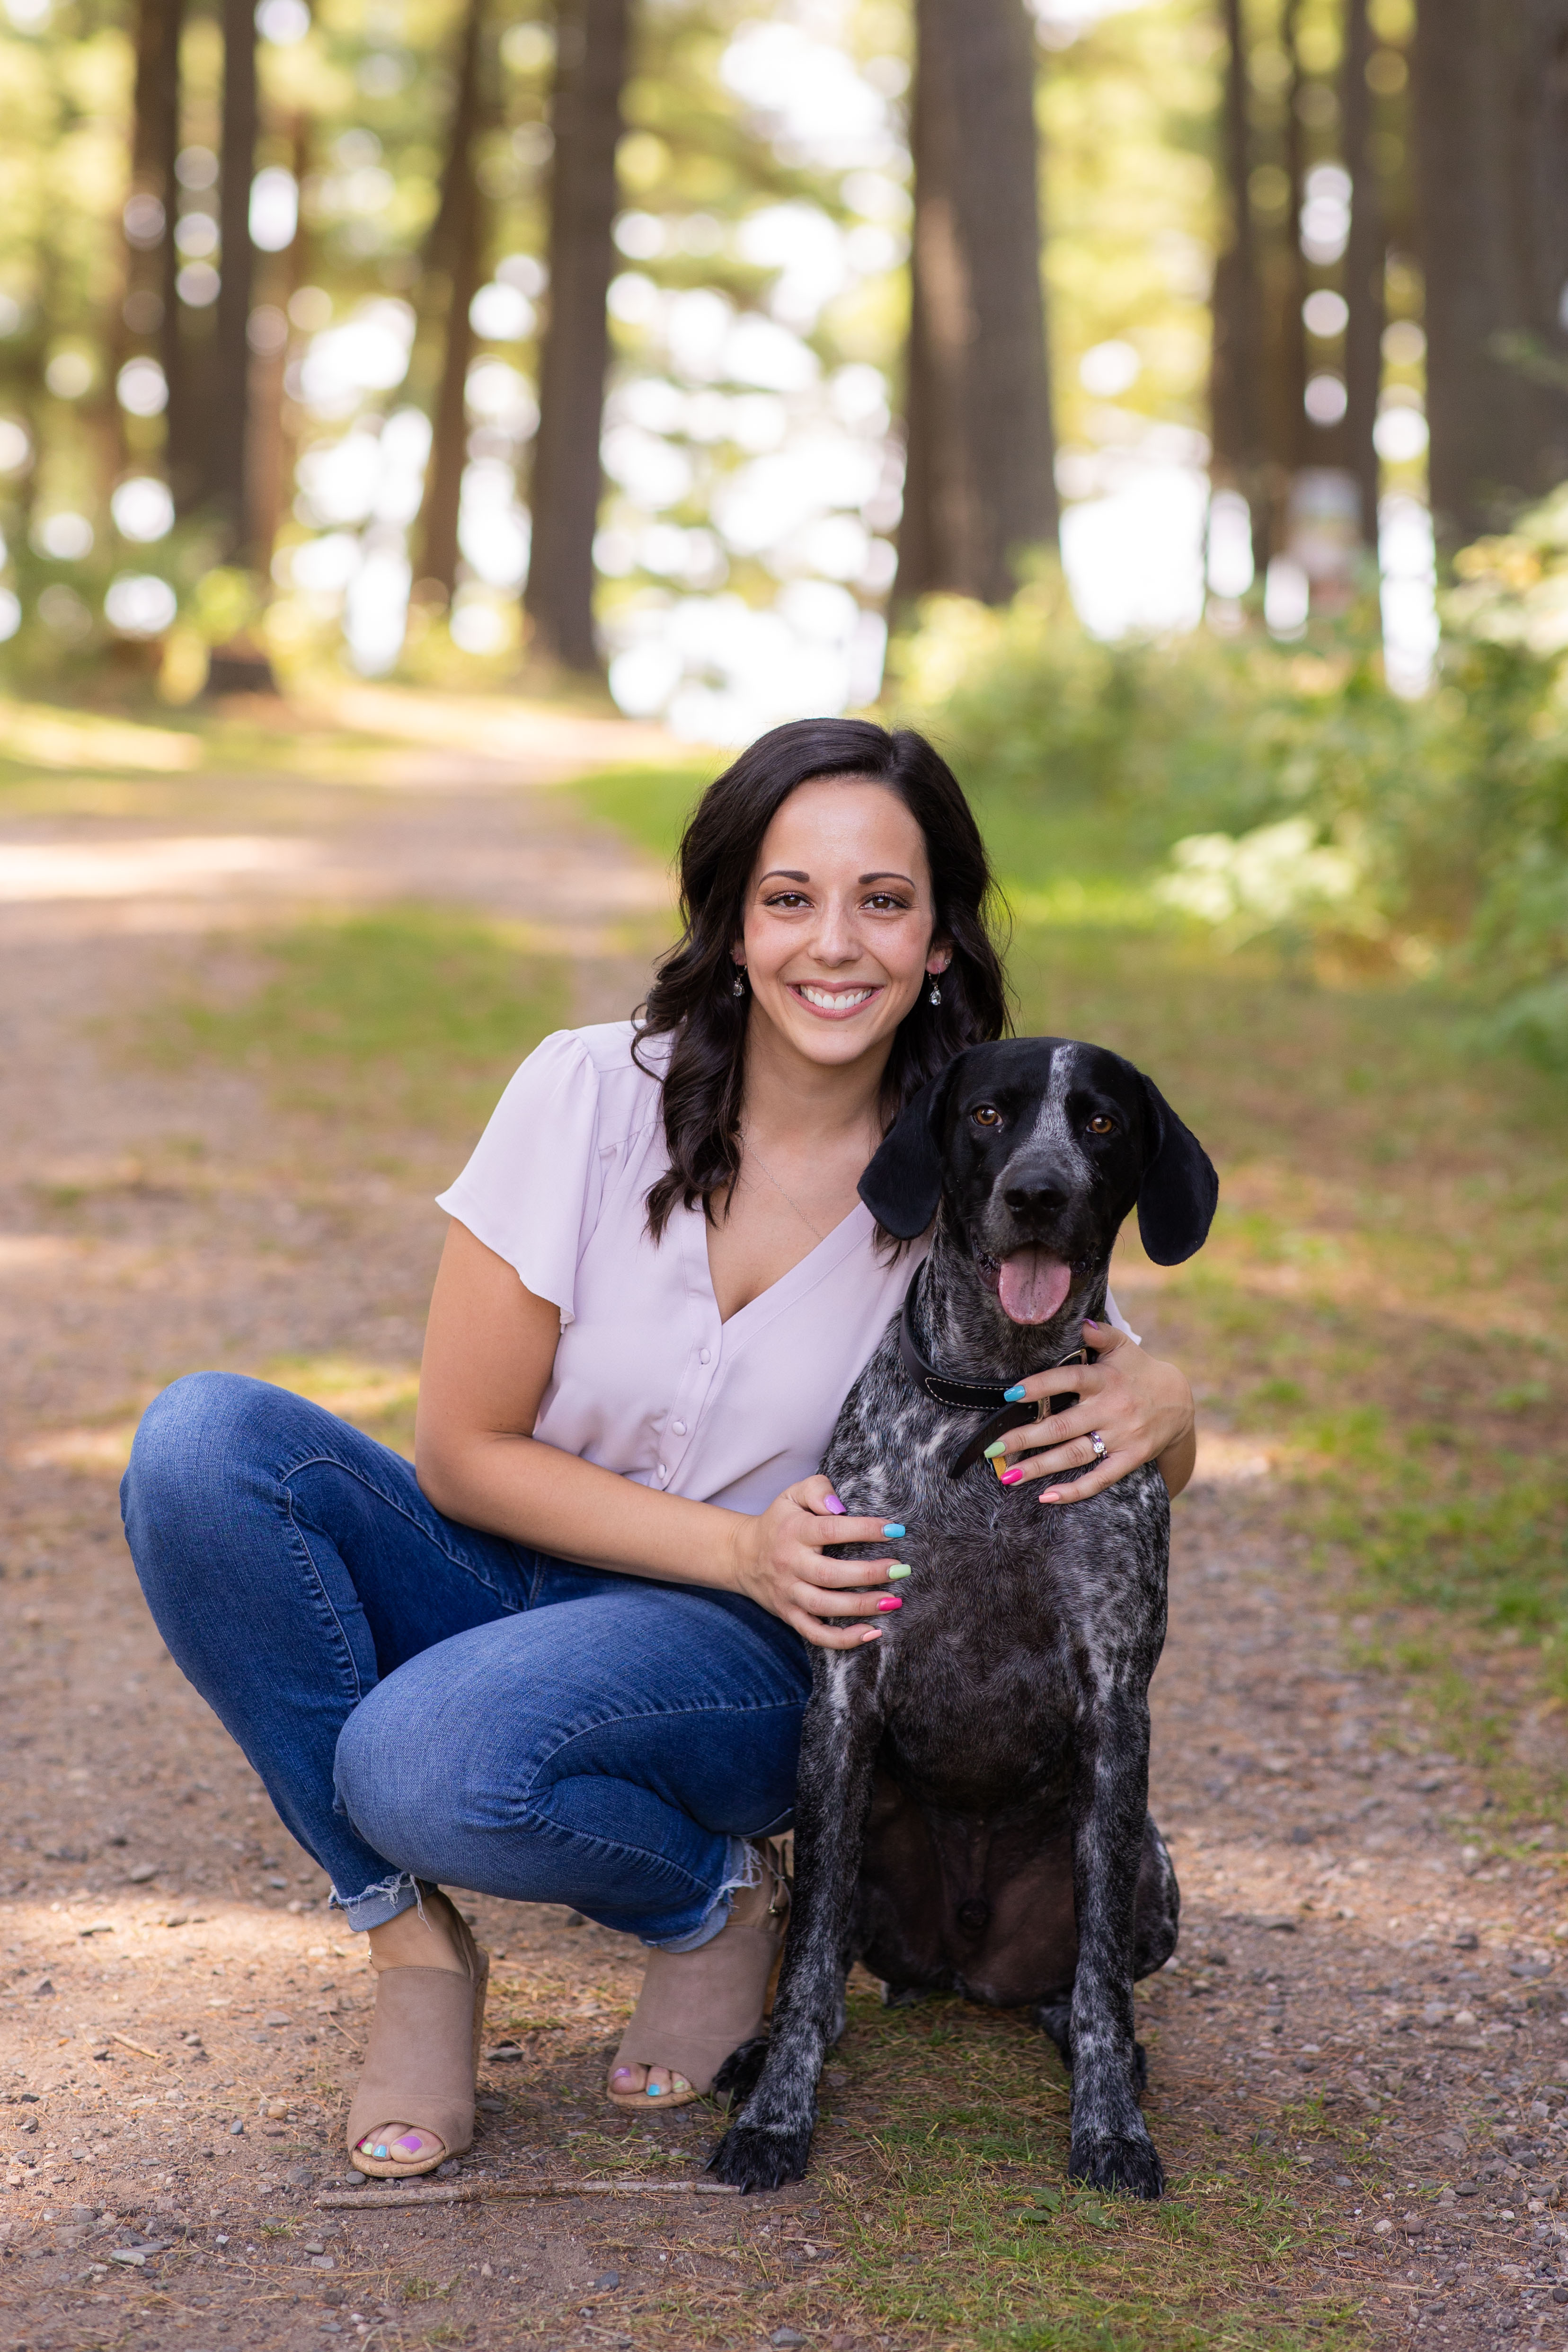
634, 716, 1010, 1239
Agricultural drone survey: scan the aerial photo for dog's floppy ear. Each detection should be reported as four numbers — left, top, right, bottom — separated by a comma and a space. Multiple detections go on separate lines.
859, 1057, 967, 1239
1135, 1073, 1219, 1265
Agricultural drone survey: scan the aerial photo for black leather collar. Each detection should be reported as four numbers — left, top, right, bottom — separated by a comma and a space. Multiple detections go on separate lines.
898, 1268, 1094, 1481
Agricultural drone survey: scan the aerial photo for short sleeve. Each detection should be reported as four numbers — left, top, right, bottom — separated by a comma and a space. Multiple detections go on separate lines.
435, 1030, 604, 1326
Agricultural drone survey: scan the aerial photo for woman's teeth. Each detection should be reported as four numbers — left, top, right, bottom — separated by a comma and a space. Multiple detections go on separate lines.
796, 984, 875, 1009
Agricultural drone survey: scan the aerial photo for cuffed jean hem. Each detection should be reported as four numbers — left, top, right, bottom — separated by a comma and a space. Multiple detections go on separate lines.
331, 1870, 422, 1934
645, 1834, 760, 1954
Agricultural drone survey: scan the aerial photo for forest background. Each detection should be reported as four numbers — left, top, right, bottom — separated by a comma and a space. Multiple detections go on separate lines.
1, 0, 1568, 1053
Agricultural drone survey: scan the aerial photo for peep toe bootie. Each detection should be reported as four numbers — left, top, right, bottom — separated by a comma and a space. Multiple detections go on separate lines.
346, 1890, 490, 2179
609, 1842, 790, 2110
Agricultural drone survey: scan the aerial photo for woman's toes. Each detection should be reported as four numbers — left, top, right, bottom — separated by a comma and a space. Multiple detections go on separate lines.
357, 2123, 444, 2162
610, 2065, 648, 2097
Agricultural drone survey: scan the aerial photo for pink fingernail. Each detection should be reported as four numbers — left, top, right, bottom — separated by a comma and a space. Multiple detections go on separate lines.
877, 1594, 902, 1611
999, 1468, 1023, 1487
860, 1627, 883, 1643
822, 1494, 847, 1516
1041, 1490, 1064, 1504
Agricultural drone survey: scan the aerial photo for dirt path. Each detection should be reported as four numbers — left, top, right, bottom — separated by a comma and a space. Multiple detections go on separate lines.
2, 702, 1565, 2351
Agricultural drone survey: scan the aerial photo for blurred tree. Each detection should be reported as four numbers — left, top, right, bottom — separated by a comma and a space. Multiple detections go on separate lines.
1209, 0, 1266, 560
124, 0, 186, 487
525, 0, 631, 674
416, 0, 492, 601
895, 0, 1057, 608
1414, 0, 1568, 545
1338, 0, 1381, 546
207, 0, 261, 553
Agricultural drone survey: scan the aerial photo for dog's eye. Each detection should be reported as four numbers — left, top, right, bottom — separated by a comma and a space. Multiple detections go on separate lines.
971, 1105, 1002, 1128
1087, 1114, 1116, 1136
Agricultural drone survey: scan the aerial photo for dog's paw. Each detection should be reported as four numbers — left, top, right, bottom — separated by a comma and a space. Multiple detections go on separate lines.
1067, 2131, 1164, 2202
707, 2118, 814, 2193
1034, 2000, 1072, 2069
712, 2035, 770, 2105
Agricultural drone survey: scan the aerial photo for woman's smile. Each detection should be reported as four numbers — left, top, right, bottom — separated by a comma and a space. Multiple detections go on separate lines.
788, 979, 884, 1017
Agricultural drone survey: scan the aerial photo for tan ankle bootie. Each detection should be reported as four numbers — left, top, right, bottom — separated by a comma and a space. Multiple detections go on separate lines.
346, 1890, 489, 2178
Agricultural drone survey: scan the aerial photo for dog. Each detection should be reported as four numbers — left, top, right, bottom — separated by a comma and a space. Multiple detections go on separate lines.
709, 1035, 1218, 2198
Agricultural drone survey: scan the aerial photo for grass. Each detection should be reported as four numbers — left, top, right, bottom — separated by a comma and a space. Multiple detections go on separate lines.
147, 901, 568, 1133
518, 1981, 1372, 2350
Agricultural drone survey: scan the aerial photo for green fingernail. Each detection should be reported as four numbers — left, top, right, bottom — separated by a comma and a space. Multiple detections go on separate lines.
983, 1439, 1006, 1460
887, 1563, 912, 1580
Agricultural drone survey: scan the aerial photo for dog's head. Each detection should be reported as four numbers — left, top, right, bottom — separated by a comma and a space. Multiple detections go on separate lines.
860, 1038, 1217, 1329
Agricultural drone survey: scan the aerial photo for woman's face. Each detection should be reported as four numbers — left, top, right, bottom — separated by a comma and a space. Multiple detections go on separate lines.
736, 776, 951, 1071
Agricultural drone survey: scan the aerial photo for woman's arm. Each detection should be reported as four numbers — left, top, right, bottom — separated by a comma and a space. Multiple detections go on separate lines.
979, 1318, 1197, 1503
415, 1220, 903, 1648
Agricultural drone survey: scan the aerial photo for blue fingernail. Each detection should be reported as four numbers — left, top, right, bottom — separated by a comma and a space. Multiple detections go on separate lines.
882, 1523, 905, 1538
1004, 1383, 1027, 1404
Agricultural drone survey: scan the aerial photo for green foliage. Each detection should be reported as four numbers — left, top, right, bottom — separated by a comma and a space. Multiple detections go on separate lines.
152, 902, 566, 1130
886, 538, 1568, 1061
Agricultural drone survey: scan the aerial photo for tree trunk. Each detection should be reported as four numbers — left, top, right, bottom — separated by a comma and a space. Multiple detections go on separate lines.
893, 0, 1056, 609
1209, 0, 1267, 562
207, 0, 260, 552
417, 0, 489, 601
524, 0, 631, 673
1339, 0, 1383, 547
124, 0, 188, 494
1280, 0, 1308, 477
1412, 0, 1568, 544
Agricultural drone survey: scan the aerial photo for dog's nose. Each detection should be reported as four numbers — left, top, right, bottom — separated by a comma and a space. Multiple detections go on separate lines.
1001, 1171, 1070, 1215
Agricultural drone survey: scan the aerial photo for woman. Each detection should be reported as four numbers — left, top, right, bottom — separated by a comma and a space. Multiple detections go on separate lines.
122, 718, 1196, 2180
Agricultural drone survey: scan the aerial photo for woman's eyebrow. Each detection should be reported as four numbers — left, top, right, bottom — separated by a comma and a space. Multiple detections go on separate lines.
758, 868, 810, 884
859, 870, 915, 885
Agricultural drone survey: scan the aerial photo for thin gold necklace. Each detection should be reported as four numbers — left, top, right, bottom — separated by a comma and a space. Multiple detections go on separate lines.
742, 1135, 828, 1242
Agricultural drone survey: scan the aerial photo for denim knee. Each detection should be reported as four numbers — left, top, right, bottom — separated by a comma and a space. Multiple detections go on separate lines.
123, 1370, 279, 1528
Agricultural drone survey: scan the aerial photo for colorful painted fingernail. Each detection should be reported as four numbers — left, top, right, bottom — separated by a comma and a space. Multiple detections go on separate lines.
882, 1522, 905, 1538
983, 1439, 1006, 1461
887, 1563, 912, 1580
822, 1494, 847, 1516
1003, 1382, 1027, 1403
860, 1627, 883, 1643
999, 1467, 1023, 1486
877, 1594, 903, 1611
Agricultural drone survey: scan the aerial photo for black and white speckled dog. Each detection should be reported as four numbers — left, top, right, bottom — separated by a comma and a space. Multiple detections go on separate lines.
709, 1035, 1219, 2198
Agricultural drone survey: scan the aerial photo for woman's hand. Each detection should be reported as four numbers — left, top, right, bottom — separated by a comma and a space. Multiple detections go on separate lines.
985, 1321, 1196, 1504
730, 1477, 907, 1649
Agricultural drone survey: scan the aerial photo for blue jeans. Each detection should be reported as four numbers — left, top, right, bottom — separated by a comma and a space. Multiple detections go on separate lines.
121, 1374, 811, 1945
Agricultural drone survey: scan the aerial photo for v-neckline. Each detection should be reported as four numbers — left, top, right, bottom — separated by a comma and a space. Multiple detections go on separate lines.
696, 1199, 875, 1328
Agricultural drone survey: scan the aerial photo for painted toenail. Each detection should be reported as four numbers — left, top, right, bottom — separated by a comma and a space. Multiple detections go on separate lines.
647, 2084, 663, 2096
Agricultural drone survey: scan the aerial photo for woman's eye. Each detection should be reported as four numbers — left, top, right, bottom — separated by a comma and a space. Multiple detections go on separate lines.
863, 893, 909, 912
765, 892, 811, 909
1087, 1114, 1116, 1136
972, 1105, 1001, 1128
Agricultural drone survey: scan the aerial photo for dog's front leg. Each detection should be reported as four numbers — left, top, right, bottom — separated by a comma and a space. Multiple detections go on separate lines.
709, 1659, 881, 2192
1064, 1688, 1164, 2199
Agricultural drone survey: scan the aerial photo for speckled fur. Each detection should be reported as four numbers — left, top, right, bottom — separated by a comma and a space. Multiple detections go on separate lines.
709, 1040, 1216, 2197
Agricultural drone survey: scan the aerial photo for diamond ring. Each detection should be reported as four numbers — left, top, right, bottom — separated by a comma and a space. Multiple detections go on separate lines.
1089, 1431, 1107, 1462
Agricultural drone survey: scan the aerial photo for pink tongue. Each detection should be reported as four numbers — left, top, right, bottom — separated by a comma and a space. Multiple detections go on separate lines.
997, 1249, 1072, 1326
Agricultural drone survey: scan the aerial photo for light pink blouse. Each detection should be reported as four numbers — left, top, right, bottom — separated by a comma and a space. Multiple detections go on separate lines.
436, 1024, 1133, 1516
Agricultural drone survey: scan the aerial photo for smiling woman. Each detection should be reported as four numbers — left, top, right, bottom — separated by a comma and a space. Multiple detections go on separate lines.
120, 716, 1197, 2187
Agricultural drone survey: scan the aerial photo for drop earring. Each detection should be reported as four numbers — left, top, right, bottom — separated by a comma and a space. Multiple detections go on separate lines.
732, 965, 747, 997
927, 973, 943, 1006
